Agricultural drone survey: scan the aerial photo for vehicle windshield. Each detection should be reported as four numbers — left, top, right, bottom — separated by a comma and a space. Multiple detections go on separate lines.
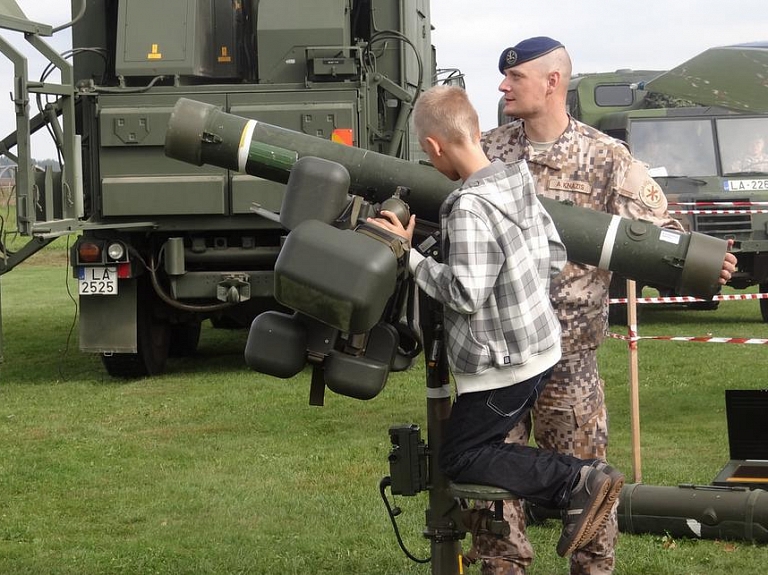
629, 119, 717, 177
717, 116, 768, 175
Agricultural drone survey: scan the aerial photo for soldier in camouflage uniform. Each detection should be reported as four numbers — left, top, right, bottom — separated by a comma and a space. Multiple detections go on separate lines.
472, 37, 738, 575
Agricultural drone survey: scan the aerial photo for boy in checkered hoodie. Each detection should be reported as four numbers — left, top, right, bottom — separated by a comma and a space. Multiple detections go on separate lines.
369, 84, 624, 559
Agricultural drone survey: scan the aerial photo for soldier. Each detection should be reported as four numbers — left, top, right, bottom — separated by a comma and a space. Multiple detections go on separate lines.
475, 36, 738, 575
370, 84, 625, 561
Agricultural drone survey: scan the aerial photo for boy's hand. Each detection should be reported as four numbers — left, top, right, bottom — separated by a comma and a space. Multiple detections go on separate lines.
367, 210, 416, 245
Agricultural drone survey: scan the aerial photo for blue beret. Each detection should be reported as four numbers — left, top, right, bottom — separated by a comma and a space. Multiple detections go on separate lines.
498, 36, 564, 73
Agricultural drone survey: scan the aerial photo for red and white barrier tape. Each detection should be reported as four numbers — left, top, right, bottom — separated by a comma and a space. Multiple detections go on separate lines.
609, 332, 768, 345
670, 201, 768, 207
608, 285, 768, 346
608, 292, 768, 305
669, 209, 768, 215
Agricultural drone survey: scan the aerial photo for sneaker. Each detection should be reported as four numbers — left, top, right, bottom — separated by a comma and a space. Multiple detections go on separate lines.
574, 460, 625, 547
555, 465, 612, 557
563, 460, 624, 551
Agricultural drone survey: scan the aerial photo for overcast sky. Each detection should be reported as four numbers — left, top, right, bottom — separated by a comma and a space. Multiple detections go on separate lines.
1, 1, 766, 158
430, 0, 768, 131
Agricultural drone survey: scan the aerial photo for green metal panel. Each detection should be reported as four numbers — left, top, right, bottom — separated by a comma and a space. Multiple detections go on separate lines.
98, 92, 228, 218
229, 90, 358, 138
96, 89, 360, 219
115, 0, 243, 80
99, 106, 176, 147
115, 0, 208, 77
256, 0, 351, 84
102, 175, 227, 216
231, 177, 284, 214
402, 0, 432, 90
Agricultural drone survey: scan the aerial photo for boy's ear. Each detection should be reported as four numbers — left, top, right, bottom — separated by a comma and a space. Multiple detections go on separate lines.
424, 136, 442, 157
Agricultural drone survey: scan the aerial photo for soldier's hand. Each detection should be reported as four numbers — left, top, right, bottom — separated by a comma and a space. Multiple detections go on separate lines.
719, 239, 737, 285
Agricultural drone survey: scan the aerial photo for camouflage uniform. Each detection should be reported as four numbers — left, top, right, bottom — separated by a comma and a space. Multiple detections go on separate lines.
474, 117, 684, 575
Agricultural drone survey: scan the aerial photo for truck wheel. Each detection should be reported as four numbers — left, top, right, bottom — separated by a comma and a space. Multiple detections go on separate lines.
210, 314, 246, 329
169, 321, 202, 357
687, 299, 720, 311
101, 281, 171, 378
760, 284, 768, 323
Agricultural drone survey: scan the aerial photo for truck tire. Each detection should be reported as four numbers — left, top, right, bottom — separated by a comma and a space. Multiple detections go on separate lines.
687, 299, 720, 311
169, 321, 202, 357
760, 283, 768, 323
101, 279, 171, 378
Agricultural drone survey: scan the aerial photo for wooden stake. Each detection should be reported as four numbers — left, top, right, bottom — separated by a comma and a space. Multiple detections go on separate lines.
627, 279, 642, 483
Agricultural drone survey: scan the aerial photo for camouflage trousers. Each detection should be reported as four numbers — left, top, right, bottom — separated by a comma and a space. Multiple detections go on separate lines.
473, 349, 618, 575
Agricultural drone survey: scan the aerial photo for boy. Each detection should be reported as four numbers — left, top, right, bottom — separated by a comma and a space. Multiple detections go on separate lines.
369, 85, 624, 559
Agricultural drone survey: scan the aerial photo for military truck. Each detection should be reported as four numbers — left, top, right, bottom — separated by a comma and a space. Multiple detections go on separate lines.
566, 69, 768, 322
0, 0, 444, 376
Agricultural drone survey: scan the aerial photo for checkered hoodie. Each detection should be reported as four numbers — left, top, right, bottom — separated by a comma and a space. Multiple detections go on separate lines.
409, 160, 566, 395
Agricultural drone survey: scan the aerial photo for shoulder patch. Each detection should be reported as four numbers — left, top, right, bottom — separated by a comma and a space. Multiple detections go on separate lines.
617, 160, 666, 212
639, 178, 667, 210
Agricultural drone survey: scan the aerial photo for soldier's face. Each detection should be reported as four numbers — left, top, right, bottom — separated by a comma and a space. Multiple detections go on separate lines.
498, 62, 548, 119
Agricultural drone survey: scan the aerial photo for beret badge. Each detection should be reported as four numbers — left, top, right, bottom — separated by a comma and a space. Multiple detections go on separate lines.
498, 37, 564, 74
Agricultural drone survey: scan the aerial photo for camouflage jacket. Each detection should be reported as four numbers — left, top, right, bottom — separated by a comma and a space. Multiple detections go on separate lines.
482, 117, 684, 353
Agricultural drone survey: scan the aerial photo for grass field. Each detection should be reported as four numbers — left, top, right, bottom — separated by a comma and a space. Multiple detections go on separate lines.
1, 264, 768, 574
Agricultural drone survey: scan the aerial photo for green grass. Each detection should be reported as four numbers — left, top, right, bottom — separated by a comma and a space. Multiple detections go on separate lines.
2, 266, 768, 574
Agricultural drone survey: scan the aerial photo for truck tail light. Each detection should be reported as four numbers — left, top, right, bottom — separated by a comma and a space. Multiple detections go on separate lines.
117, 262, 131, 278
78, 241, 102, 263
106, 242, 125, 261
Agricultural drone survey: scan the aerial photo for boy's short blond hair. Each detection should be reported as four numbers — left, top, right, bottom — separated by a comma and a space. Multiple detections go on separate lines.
412, 85, 480, 145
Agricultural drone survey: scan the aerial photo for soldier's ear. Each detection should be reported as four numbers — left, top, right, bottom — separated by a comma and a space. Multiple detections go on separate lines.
547, 70, 561, 91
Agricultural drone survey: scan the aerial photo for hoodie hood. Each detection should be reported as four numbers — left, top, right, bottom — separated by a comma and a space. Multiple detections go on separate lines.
445, 159, 540, 229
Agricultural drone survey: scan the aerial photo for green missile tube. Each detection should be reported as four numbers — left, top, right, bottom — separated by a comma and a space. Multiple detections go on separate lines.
527, 483, 768, 543
619, 483, 768, 543
164, 97, 726, 299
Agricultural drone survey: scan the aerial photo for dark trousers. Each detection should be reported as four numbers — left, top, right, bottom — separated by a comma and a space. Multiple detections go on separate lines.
439, 370, 589, 508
